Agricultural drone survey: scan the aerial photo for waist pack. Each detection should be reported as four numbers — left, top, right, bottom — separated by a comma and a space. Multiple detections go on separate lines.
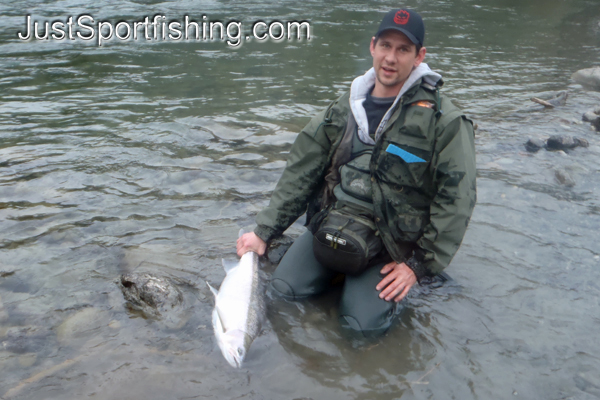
311, 202, 383, 275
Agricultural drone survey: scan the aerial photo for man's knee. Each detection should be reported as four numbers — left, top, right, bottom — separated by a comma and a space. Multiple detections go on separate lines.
339, 302, 398, 338
270, 277, 307, 301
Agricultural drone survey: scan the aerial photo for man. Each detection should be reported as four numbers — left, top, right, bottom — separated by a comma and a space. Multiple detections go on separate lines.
237, 9, 476, 336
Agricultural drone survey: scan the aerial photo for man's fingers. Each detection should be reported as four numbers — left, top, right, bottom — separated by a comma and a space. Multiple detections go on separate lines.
383, 282, 404, 301
380, 263, 394, 274
393, 285, 411, 302
378, 276, 400, 298
376, 272, 395, 292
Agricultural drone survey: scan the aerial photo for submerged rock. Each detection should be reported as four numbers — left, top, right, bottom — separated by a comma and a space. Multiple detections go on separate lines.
582, 106, 600, 130
546, 135, 589, 151
547, 135, 577, 150
118, 273, 184, 318
2, 326, 54, 353
572, 67, 600, 91
530, 91, 568, 108
554, 169, 576, 187
525, 138, 545, 153
56, 307, 108, 344
525, 135, 589, 152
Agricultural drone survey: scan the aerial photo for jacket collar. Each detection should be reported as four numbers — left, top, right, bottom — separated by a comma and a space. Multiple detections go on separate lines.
349, 63, 442, 144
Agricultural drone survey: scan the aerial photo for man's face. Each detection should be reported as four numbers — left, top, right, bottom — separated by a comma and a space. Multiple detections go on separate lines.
369, 30, 426, 97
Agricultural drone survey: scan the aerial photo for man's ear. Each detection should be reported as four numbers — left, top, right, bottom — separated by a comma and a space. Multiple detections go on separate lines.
414, 46, 427, 68
370, 36, 376, 57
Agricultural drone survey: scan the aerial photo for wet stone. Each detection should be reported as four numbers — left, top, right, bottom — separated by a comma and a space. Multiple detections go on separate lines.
582, 107, 600, 130
118, 273, 184, 318
56, 307, 107, 344
530, 90, 568, 108
555, 169, 576, 187
572, 67, 600, 91
1, 326, 53, 354
582, 111, 599, 123
546, 135, 578, 150
525, 138, 545, 153
18, 353, 37, 367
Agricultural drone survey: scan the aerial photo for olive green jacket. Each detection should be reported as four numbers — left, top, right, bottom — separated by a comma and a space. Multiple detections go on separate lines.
254, 75, 476, 281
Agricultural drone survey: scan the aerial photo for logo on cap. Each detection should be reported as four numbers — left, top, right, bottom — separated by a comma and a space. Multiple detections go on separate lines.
394, 10, 410, 25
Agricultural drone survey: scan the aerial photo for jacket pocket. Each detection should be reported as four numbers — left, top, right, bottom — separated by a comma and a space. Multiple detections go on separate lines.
398, 105, 436, 141
377, 139, 432, 187
339, 152, 373, 203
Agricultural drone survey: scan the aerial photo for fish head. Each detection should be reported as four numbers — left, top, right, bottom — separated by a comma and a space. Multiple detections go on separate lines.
218, 329, 248, 368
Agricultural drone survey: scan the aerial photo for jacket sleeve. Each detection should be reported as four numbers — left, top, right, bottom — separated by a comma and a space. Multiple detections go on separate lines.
253, 106, 337, 243
408, 114, 477, 280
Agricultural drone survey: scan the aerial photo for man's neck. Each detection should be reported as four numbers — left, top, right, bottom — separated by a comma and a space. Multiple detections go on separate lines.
371, 80, 405, 98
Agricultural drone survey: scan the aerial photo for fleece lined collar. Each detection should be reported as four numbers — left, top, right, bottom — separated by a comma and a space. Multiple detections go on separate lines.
349, 63, 442, 144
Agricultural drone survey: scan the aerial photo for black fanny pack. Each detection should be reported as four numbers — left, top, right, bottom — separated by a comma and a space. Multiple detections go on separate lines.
310, 202, 383, 275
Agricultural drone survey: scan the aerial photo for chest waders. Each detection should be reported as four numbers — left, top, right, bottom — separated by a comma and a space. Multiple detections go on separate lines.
270, 120, 398, 337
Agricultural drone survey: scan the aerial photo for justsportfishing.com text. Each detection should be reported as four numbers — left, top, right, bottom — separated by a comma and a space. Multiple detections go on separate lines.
17, 15, 312, 47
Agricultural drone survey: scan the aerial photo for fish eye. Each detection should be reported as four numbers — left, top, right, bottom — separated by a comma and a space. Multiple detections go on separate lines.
237, 348, 244, 356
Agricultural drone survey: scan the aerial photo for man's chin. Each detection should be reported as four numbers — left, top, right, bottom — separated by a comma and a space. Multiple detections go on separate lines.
376, 75, 403, 90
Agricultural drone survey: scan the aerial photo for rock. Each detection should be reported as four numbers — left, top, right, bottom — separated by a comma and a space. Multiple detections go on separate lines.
574, 137, 589, 148
18, 353, 37, 367
582, 107, 600, 130
530, 91, 568, 108
525, 138, 545, 152
546, 135, 578, 150
267, 235, 295, 265
56, 307, 107, 344
572, 67, 600, 91
118, 273, 184, 319
2, 326, 54, 353
555, 169, 576, 187
583, 111, 598, 122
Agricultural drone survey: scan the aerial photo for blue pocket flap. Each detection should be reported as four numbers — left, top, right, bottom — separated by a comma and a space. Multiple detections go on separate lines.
385, 144, 426, 163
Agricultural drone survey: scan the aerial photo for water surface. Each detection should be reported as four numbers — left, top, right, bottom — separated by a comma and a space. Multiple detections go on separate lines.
1, 0, 600, 399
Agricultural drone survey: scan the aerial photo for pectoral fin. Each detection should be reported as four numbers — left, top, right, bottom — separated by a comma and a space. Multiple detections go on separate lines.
206, 282, 219, 298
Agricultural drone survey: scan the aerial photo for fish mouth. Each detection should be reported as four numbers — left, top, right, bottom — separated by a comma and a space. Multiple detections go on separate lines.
227, 349, 243, 368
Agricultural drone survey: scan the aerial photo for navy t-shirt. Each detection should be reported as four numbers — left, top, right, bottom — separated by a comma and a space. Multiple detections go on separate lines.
362, 88, 395, 140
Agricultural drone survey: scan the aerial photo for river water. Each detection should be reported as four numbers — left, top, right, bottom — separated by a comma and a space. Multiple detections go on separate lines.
1, 0, 600, 399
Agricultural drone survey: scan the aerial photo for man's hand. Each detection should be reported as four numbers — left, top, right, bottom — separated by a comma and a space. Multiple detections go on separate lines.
376, 261, 417, 302
236, 232, 267, 257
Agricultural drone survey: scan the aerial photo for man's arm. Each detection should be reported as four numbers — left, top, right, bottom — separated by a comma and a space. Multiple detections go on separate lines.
252, 103, 343, 244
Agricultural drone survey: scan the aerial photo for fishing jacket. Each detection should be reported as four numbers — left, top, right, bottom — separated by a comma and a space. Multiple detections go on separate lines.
254, 65, 477, 282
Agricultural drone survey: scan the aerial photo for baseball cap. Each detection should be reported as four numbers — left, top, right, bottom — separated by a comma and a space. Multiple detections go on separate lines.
375, 9, 425, 47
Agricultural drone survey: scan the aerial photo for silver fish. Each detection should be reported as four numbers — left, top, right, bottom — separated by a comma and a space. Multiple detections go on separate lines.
207, 231, 265, 368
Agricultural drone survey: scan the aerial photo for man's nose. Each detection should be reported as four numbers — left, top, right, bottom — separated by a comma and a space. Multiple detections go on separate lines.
384, 50, 396, 63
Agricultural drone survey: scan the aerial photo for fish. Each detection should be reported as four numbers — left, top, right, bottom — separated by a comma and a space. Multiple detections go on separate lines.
207, 230, 266, 368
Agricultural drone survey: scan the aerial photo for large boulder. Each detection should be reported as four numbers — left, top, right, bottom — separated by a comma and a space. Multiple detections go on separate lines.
572, 67, 600, 91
